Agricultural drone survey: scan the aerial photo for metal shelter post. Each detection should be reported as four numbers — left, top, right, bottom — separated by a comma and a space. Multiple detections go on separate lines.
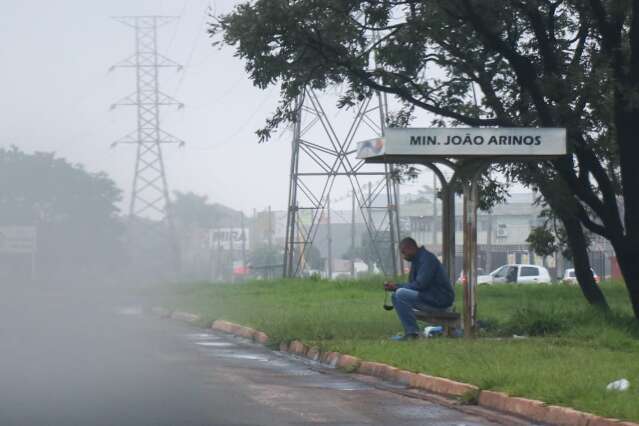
462, 179, 479, 337
461, 163, 488, 338
421, 162, 457, 290
442, 182, 456, 287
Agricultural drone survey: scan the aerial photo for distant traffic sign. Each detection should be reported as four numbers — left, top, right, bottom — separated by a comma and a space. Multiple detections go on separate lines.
357, 127, 566, 161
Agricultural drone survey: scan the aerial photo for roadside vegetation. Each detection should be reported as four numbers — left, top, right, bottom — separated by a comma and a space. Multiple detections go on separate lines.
157, 278, 639, 422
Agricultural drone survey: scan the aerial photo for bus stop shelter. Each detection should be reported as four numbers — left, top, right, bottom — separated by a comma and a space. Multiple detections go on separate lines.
357, 127, 566, 337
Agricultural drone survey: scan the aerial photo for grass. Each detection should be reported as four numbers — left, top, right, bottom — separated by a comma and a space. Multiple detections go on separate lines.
152, 278, 639, 422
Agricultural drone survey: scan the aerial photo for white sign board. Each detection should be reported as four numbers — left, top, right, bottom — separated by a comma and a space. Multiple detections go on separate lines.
0, 226, 37, 254
208, 228, 249, 250
357, 127, 566, 160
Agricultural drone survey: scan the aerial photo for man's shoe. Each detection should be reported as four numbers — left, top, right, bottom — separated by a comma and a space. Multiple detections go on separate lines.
389, 333, 420, 341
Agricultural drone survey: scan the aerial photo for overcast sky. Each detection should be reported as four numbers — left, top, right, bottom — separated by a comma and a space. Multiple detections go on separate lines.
1, 0, 521, 216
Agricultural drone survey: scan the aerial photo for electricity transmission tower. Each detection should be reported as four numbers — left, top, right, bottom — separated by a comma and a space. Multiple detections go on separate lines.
111, 16, 184, 272
283, 89, 401, 278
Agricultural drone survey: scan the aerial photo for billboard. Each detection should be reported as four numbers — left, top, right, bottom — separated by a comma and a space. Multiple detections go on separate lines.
0, 226, 37, 254
208, 228, 249, 250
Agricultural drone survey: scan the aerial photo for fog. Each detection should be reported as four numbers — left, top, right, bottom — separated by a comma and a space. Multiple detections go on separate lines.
0, 1, 293, 423
0, 1, 547, 424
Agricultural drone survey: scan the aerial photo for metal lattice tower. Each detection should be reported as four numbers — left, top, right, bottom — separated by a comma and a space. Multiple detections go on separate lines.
283, 89, 401, 278
111, 16, 184, 270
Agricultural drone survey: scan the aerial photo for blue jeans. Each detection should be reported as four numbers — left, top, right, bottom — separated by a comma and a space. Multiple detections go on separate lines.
391, 288, 449, 335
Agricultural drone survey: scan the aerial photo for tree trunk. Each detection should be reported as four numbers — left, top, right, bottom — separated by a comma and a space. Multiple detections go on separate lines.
536, 171, 610, 310
562, 216, 609, 310
612, 240, 639, 319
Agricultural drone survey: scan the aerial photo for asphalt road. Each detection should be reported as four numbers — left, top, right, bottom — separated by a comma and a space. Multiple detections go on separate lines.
0, 284, 535, 425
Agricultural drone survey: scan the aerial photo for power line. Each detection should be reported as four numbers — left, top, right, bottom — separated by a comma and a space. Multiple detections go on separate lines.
186, 86, 277, 151
173, 0, 210, 95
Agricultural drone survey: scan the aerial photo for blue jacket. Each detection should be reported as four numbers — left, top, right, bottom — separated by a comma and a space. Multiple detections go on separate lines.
399, 247, 454, 308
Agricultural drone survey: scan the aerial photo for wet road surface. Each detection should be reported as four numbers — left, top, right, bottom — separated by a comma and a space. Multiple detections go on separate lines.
0, 285, 536, 425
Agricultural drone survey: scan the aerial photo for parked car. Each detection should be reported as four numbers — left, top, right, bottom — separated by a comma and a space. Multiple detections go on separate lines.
561, 268, 600, 285
477, 264, 552, 284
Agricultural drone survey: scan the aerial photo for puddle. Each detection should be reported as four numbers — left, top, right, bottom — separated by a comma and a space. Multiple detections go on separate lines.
390, 405, 451, 419
388, 404, 488, 425
201, 349, 271, 362
427, 423, 486, 426
115, 306, 143, 316
200, 349, 320, 375
302, 380, 370, 391
277, 367, 317, 376
195, 341, 234, 348
221, 353, 272, 362
185, 333, 220, 340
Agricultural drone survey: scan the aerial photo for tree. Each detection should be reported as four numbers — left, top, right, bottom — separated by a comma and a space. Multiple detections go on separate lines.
172, 191, 243, 228
304, 244, 325, 271
214, 1, 639, 316
342, 231, 393, 274
0, 147, 124, 279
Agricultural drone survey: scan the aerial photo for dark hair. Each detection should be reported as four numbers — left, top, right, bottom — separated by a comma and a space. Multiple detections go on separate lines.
399, 237, 418, 248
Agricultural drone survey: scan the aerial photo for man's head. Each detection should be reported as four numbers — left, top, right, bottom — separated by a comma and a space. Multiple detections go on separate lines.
399, 237, 419, 261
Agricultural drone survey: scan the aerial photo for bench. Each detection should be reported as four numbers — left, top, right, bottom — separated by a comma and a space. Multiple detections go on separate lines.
413, 309, 461, 337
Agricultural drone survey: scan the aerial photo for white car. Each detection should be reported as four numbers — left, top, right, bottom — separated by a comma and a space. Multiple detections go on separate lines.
562, 268, 600, 285
478, 264, 552, 284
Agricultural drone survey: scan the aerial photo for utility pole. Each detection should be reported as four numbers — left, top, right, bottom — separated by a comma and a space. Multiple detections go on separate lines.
486, 213, 493, 272
351, 190, 356, 277
368, 182, 374, 274
267, 205, 273, 279
240, 213, 247, 279
229, 220, 235, 282
432, 171, 438, 246
251, 208, 257, 256
327, 196, 333, 279
216, 225, 222, 282
111, 16, 184, 275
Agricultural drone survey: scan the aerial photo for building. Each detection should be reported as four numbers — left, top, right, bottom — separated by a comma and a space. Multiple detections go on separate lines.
401, 192, 614, 280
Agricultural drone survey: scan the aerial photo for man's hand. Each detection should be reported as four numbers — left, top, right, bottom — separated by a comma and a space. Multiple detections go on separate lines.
383, 281, 398, 292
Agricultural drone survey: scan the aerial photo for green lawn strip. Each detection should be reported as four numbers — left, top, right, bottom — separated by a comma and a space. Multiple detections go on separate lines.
157, 278, 639, 422
317, 338, 639, 421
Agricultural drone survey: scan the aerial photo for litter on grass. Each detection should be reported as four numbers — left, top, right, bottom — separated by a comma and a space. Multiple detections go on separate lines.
606, 378, 630, 392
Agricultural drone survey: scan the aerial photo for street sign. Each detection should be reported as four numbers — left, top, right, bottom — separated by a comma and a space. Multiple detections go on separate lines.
357, 127, 566, 161
0, 226, 37, 254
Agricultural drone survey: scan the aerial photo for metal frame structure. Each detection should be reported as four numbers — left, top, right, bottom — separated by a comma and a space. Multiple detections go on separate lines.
111, 16, 183, 271
283, 89, 401, 278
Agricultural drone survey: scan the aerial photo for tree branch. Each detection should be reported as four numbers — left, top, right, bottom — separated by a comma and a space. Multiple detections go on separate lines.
458, 0, 556, 125
569, 20, 589, 68
574, 137, 624, 235
301, 32, 506, 126
631, 0, 639, 78
514, 1, 561, 74
573, 201, 611, 238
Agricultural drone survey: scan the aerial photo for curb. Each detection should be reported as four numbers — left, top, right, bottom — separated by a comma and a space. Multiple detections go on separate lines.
154, 310, 638, 426
211, 319, 269, 344
170, 310, 201, 323
150, 306, 173, 318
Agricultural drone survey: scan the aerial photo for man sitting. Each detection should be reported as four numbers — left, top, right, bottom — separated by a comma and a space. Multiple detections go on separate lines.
384, 237, 455, 340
